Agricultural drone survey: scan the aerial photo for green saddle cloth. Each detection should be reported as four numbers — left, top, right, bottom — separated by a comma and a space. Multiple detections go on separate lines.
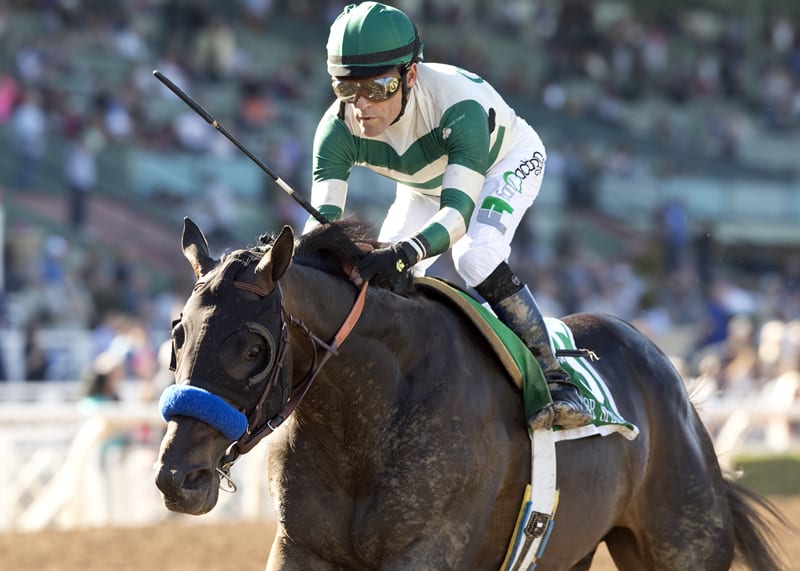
415, 277, 638, 438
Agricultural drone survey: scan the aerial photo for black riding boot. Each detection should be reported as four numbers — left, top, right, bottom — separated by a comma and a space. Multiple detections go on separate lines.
476, 264, 592, 430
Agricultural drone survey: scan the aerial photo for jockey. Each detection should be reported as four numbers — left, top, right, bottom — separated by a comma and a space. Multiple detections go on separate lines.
304, 1, 591, 431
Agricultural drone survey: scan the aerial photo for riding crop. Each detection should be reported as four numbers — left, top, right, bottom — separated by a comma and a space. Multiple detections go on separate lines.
152, 69, 329, 225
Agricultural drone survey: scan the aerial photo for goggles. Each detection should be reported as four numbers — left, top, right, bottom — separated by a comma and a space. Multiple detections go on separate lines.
331, 75, 402, 103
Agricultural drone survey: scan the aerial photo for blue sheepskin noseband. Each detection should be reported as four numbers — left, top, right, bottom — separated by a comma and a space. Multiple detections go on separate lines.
159, 384, 248, 441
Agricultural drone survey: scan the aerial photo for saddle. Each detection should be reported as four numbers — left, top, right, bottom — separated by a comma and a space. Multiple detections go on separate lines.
414, 277, 638, 441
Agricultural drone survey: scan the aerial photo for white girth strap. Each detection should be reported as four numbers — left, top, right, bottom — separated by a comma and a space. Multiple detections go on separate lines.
499, 428, 558, 571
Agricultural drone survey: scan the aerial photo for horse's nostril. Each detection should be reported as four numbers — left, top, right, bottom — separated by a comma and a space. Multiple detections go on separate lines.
155, 467, 184, 496
183, 468, 213, 491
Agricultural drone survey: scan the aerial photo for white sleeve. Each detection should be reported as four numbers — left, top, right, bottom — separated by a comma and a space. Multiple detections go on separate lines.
302, 178, 348, 234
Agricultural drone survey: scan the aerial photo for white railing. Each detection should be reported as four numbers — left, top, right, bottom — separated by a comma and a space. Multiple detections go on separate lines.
0, 399, 274, 532
0, 327, 94, 383
694, 374, 800, 470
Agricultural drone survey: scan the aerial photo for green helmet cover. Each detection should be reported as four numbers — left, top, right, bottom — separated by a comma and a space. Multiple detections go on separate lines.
327, 2, 423, 78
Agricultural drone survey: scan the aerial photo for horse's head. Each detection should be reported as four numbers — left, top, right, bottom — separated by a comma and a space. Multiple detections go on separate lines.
155, 217, 294, 514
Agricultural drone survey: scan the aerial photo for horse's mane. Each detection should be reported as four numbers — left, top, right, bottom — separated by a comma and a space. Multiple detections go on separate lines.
294, 218, 374, 267
279, 217, 415, 293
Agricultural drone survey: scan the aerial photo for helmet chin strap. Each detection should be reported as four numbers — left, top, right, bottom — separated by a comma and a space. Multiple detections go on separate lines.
390, 65, 412, 125
392, 20, 421, 125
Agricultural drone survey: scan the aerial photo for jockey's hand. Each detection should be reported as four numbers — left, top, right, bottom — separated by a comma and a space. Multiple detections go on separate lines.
352, 241, 418, 287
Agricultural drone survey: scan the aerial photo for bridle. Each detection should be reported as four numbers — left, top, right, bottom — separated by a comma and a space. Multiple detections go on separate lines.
213, 276, 369, 490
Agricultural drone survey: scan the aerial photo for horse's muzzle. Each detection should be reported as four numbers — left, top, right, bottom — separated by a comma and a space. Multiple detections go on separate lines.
155, 462, 220, 514
155, 417, 228, 515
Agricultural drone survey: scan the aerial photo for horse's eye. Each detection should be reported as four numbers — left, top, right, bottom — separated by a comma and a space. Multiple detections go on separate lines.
245, 345, 263, 361
245, 343, 273, 388
242, 323, 276, 387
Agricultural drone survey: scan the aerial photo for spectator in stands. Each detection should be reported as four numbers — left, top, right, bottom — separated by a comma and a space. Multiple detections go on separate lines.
199, 174, 237, 246
11, 87, 47, 190
81, 351, 124, 403
718, 315, 760, 398
263, 129, 304, 197
79, 351, 132, 455
692, 220, 716, 298
64, 129, 98, 232
656, 199, 690, 277
237, 78, 276, 131
238, 0, 275, 29
552, 231, 596, 315
694, 279, 734, 353
562, 144, 598, 211
160, 0, 212, 48
758, 319, 787, 381
192, 16, 239, 81
147, 339, 176, 402
0, 73, 20, 122
23, 320, 49, 381
99, 86, 137, 141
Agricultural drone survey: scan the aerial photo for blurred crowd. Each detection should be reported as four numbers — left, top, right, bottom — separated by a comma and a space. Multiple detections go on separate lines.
3, 0, 799, 187
0, 0, 799, 420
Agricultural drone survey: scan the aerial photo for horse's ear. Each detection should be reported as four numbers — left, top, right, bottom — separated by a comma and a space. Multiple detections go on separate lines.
181, 217, 217, 278
254, 225, 294, 288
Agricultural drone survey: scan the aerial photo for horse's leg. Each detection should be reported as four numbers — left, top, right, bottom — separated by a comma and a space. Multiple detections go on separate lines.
604, 518, 732, 571
269, 521, 477, 571
609, 423, 735, 570
578, 317, 737, 571
266, 533, 338, 571
603, 527, 648, 570
567, 548, 596, 571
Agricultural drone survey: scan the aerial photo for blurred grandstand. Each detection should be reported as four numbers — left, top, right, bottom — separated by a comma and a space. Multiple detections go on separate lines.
1, 0, 799, 530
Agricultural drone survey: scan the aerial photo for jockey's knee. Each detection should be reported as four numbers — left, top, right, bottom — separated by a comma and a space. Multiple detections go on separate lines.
453, 243, 509, 289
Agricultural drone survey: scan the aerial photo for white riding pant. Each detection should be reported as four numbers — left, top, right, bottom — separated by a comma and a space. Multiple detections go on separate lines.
378, 129, 546, 288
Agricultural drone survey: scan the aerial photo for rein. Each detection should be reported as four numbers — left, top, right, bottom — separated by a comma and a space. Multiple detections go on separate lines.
217, 277, 370, 482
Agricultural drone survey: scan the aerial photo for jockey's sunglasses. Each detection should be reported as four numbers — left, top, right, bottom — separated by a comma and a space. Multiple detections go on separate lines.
331, 75, 402, 103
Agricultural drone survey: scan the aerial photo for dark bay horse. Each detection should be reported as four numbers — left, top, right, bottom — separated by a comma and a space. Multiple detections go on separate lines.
155, 218, 785, 570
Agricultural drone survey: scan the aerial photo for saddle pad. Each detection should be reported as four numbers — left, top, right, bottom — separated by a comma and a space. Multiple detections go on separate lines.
415, 277, 639, 441
544, 318, 639, 442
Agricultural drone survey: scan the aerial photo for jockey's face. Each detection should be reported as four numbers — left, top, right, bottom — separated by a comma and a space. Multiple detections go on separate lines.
339, 64, 417, 138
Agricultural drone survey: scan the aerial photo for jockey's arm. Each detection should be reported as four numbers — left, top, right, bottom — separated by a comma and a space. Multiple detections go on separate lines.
303, 178, 347, 234
399, 100, 491, 264
304, 111, 356, 234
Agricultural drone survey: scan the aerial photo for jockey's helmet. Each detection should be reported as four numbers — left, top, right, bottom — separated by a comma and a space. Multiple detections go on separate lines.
326, 2, 423, 78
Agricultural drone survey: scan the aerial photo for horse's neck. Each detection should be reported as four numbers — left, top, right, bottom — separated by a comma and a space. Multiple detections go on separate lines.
281, 264, 408, 437
282, 264, 362, 344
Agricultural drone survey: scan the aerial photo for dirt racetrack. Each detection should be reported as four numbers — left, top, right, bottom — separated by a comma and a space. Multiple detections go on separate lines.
2, 496, 798, 570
